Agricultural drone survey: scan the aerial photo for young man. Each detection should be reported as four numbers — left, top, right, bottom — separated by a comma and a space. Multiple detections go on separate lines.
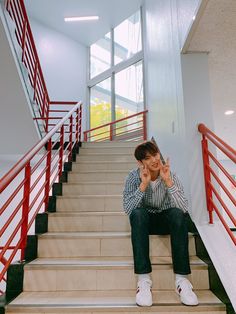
123, 141, 198, 307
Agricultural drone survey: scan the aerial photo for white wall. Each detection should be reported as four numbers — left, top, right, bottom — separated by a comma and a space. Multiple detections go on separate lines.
0, 7, 39, 155
219, 159, 236, 228
181, 53, 215, 224
143, 0, 202, 216
177, 0, 201, 49
29, 19, 88, 131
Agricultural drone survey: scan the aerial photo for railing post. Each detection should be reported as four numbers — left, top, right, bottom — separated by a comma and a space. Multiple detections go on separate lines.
143, 112, 147, 140
44, 139, 52, 211
79, 104, 82, 143
33, 62, 38, 101
58, 125, 64, 178
20, 162, 31, 260
21, 20, 27, 62
68, 115, 73, 161
110, 124, 113, 141
5, 0, 10, 11
76, 109, 79, 145
45, 96, 50, 133
201, 135, 214, 224
84, 131, 87, 142
42, 92, 46, 119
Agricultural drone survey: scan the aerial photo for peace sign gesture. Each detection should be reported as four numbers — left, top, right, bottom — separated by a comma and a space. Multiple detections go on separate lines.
160, 158, 173, 187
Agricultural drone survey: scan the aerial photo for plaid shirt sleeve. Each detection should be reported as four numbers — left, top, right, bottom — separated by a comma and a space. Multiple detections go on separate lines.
123, 170, 144, 216
167, 173, 188, 213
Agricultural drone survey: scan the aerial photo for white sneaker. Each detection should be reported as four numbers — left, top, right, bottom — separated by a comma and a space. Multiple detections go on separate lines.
136, 279, 152, 306
176, 278, 199, 306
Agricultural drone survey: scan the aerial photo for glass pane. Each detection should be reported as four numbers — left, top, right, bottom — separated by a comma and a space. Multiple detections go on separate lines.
90, 32, 111, 78
114, 11, 142, 65
90, 78, 111, 141
115, 61, 144, 139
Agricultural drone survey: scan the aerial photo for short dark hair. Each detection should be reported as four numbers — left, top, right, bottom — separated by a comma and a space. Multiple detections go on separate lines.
134, 141, 159, 161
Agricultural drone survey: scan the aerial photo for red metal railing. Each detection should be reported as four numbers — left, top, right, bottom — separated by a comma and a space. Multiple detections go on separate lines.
5, 0, 50, 132
198, 123, 236, 245
48, 101, 81, 132
84, 110, 148, 142
0, 102, 82, 293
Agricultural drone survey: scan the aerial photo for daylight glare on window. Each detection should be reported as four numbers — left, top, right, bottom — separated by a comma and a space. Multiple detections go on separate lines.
114, 11, 142, 65
90, 32, 111, 78
115, 61, 143, 119
90, 78, 111, 132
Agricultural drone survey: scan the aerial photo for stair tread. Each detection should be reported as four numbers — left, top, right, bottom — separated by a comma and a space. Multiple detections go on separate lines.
64, 181, 124, 185
69, 170, 130, 173
26, 256, 205, 267
39, 231, 194, 238
75, 160, 136, 163
49, 211, 126, 216
57, 194, 122, 198
7, 290, 224, 308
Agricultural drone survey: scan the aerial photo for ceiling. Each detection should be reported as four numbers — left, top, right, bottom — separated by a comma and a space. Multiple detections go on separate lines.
186, 0, 236, 150
24, 0, 143, 46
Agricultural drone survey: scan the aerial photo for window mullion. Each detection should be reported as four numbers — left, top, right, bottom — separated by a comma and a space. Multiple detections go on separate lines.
111, 28, 116, 127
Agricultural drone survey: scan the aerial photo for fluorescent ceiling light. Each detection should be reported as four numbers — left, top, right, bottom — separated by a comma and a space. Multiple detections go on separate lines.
64, 16, 99, 22
224, 110, 235, 115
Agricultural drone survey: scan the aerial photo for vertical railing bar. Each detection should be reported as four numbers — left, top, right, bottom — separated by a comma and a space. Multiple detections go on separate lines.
44, 139, 52, 211
20, 162, 31, 260
201, 135, 214, 224
68, 116, 73, 161
58, 125, 64, 179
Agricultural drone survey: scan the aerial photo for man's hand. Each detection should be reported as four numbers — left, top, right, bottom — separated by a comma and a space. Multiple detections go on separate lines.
139, 164, 151, 192
160, 158, 173, 187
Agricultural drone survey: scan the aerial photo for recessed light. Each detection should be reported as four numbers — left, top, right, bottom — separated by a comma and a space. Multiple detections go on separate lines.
224, 110, 235, 115
64, 16, 99, 22
192, 16, 196, 21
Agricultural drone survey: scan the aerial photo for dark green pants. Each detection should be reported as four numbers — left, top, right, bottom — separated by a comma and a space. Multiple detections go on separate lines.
129, 207, 191, 275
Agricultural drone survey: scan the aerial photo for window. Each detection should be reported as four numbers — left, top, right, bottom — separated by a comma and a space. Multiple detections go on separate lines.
89, 9, 144, 135
114, 11, 142, 65
90, 78, 111, 141
115, 61, 143, 118
90, 32, 111, 78
115, 61, 143, 136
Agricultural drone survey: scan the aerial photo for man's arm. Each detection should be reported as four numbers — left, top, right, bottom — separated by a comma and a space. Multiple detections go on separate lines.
123, 171, 145, 216
167, 173, 188, 213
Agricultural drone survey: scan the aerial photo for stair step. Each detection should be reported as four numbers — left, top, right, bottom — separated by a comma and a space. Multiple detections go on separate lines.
24, 257, 208, 291
82, 141, 141, 148
37, 232, 196, 258
6, 291, 226, 314
73, 161, 136, 171
48, 211, 130, 232
56, 195, 122, 212
75, 154, 136, 162
63, 182, 124, 196
79, 147, 135, 154
68, 171, 128, 182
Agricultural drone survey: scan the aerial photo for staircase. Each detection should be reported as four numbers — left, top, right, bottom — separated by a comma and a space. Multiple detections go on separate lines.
5, 141, 226, 314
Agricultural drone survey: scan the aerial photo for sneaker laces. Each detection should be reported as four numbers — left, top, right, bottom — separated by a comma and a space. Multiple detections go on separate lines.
137, 279, 152, 293
176, 278, 193, 295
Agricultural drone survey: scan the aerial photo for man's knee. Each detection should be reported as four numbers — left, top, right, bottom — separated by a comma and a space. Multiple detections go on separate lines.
168, 207, 187, 228
130, 208, 149, 226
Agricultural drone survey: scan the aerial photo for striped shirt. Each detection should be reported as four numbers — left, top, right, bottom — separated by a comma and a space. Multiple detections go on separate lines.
123, 168, 188, 216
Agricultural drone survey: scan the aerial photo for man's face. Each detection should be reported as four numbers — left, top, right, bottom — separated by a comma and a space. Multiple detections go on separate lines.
139, 152, 161, 172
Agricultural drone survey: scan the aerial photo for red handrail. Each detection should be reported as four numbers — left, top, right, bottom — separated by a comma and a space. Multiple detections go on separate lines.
5, 0, 50, 132
84, 110, 148, 142
5, 1, 78, 134
0, 102, 82, 293
198, 123, 236, 245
